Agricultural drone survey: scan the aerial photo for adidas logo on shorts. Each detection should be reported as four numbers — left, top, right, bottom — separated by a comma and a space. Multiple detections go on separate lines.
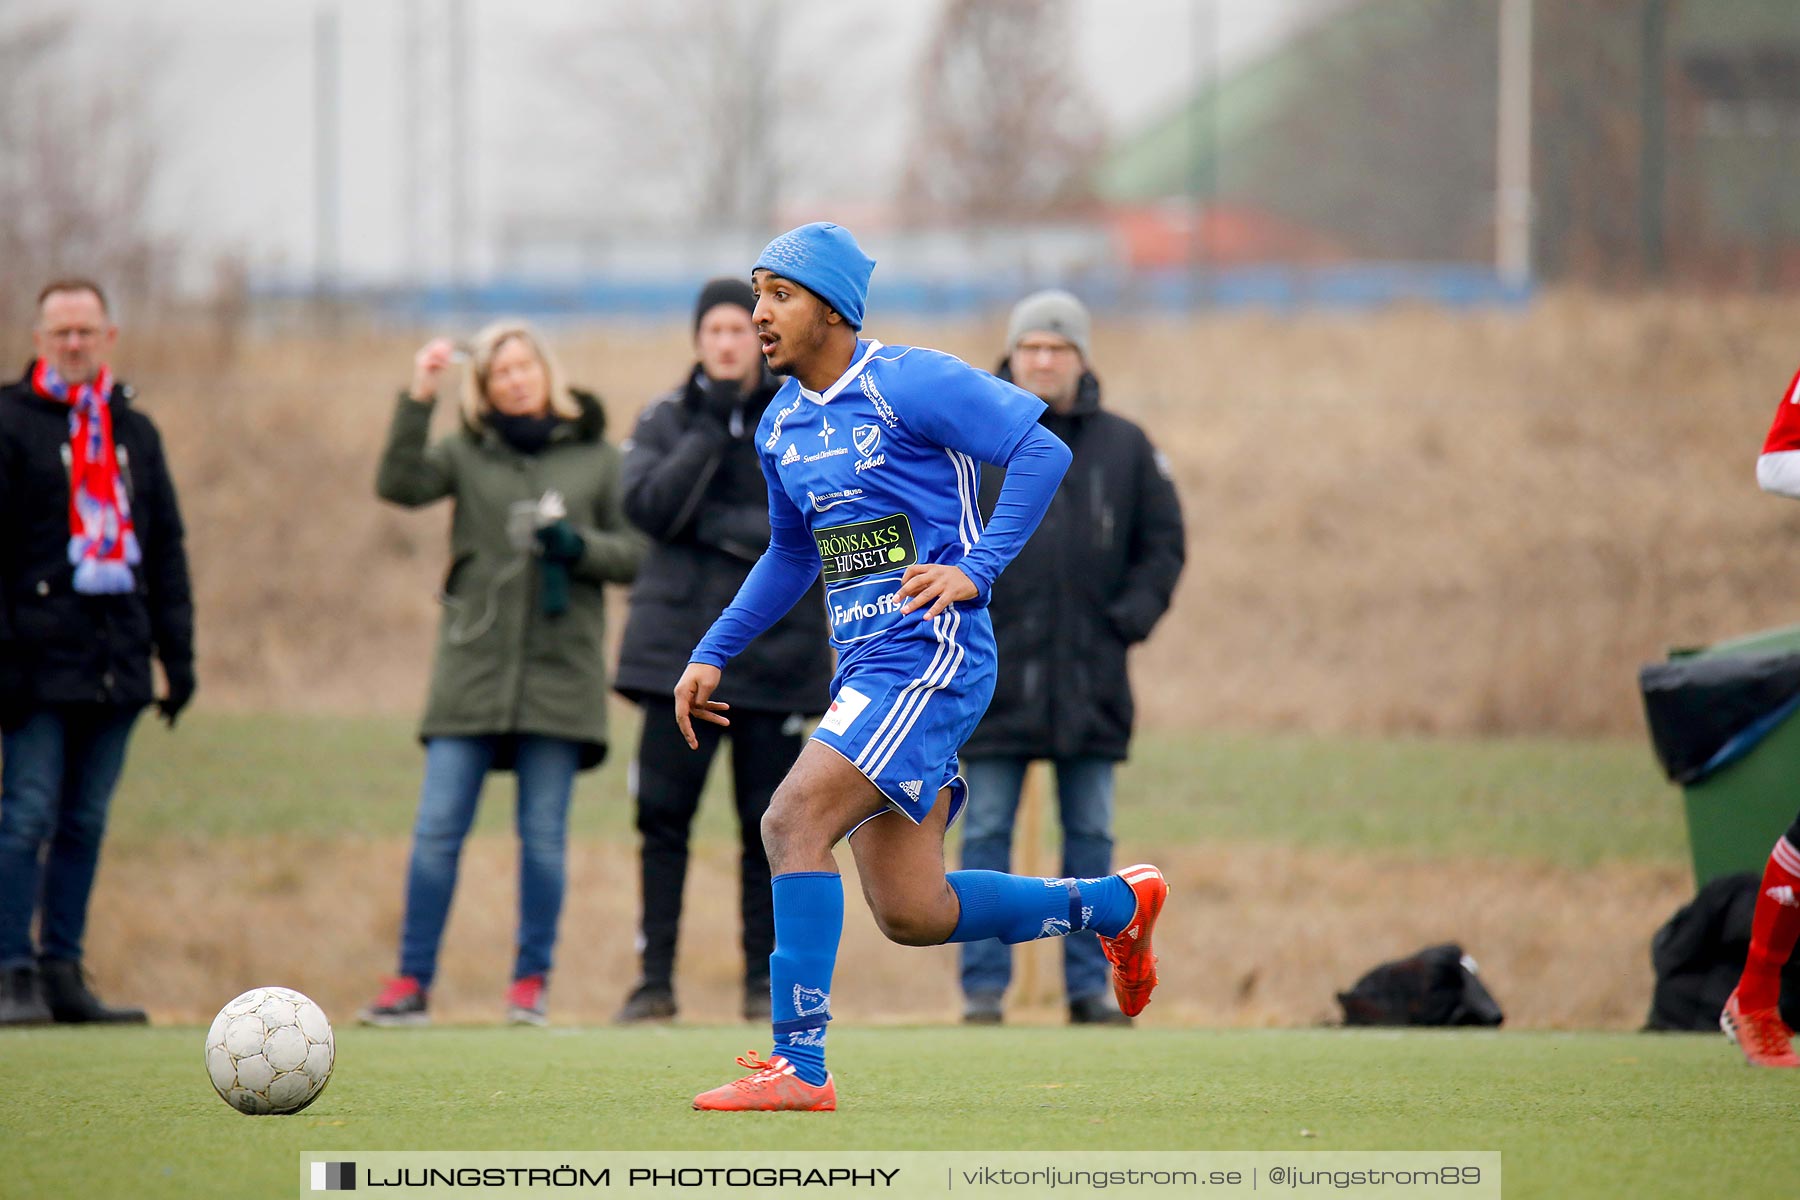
898, 780, 922, 802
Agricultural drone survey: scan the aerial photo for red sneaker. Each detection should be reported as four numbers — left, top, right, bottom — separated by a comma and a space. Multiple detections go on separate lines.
1099, 865, 1169, 1017
507, 974, 548, 1026
358, 975, 428, 1027
1722, 989, 1800, 1067
692, 1052, 837, 1111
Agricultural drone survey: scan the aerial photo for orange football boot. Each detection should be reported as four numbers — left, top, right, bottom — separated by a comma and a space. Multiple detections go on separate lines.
1721, 989, 1800, 1068
1099, 864, 1169, 1017
692, 1052, 838, 1111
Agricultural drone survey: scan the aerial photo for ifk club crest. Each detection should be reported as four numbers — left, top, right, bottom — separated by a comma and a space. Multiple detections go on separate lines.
852, 423, 881, 459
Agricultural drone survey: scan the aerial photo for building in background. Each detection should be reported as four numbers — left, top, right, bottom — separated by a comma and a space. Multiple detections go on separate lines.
221, 0, 1800, 323
1098, 0, 1800, 288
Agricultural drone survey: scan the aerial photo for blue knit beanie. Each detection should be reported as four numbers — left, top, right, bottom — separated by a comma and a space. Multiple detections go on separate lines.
753, 222, 876, 329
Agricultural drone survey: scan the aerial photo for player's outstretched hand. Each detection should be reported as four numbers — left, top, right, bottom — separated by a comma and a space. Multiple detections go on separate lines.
674, 661, 730, 750
896, 563, 977, 620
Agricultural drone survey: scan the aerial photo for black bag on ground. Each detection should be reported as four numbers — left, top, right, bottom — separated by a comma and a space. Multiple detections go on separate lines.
1336, 943, 1504, 1027
1645, 871, 1800, 1031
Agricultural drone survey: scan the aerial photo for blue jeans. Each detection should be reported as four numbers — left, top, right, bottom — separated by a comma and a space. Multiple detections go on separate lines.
398, 735, 579, 988
0, 705, 141, 969
958, 755, 1115, 1002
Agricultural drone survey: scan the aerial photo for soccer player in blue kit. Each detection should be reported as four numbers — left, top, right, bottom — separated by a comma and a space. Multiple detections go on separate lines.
676, 223, 1169, 1112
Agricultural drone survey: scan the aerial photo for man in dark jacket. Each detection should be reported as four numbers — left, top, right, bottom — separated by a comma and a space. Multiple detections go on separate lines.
612, 278, 832, 1023
0, 279, 195, 1026
958, 290, 1185, 1026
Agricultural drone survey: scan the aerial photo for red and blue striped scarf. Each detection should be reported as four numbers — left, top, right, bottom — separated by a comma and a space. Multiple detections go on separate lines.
31, 359, 141, 595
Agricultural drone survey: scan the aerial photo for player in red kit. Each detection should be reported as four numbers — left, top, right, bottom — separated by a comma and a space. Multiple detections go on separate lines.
1723, 369, 1800, 1067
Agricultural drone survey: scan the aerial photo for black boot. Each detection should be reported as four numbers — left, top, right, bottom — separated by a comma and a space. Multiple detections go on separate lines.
1069, 992, 1132, 1026
613, 980, 677, 1023
742, 976, 771, 1023
38, 959, 147, 1024
0, 964, 53, 1026
963, 991, 1005, 1025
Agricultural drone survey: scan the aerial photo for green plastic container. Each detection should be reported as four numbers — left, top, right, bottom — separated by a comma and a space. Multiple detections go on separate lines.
1672, 623, 1800, 887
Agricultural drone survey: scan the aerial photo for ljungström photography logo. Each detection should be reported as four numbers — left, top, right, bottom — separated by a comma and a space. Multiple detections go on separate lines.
310, 1161, 355, 1191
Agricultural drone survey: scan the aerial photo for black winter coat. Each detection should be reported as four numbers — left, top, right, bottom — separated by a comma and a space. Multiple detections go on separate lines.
0, 363, 194, 712
961, 368, 1185, 762
613, 366, 832, 715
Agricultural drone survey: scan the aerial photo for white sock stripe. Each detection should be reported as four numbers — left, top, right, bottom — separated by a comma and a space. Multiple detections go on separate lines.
1774, 838, 1800, 873
1775, 838, 1800, 875
853, 613, 955, 771
865, 610, 965, 781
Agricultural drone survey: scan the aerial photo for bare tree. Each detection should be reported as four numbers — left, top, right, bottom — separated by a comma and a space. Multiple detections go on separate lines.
553, 1, 772, 231
553, 0, 887, 234
1530, 0, 1657, 282
899, 0, 1103, 226
0, 2, 171, 330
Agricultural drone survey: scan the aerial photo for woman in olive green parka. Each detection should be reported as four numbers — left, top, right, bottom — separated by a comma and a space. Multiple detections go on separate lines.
360, 321, 644, 1028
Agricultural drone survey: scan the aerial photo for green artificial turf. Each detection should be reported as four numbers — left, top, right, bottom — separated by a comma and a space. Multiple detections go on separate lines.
0, 1026, 1791, 1199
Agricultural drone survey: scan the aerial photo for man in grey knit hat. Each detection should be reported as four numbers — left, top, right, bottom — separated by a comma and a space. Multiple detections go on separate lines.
957, 289, 1187, 1026
1006, 289, 1093, 363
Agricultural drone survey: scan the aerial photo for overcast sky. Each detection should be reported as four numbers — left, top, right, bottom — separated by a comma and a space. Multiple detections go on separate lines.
58, 0, 1337, 284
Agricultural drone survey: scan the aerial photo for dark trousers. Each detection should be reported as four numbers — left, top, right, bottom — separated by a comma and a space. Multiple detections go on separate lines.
0, 705, 141, 969
632, 707, 803, 990
958, 755, 1116, 1002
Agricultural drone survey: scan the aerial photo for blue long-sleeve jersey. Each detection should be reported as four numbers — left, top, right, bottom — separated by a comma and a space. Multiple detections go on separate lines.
690, 339, 1071, 678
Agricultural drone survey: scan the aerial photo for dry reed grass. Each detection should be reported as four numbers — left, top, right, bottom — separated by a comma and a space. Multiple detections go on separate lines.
17, 290, 1799, 735
86, 835, 1684, 1030
39, 298, 1743, 1039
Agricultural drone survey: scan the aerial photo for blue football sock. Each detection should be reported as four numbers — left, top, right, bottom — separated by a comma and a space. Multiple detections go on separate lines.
768, 871, 842, 1087
943, 870, 1101, 943
1077, 874, 1138, 939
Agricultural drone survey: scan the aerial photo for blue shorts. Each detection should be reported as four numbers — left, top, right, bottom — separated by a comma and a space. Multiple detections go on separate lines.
810, 606, 997, 827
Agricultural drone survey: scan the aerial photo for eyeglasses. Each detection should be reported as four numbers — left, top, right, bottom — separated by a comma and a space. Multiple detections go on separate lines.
42, 327, 104, 342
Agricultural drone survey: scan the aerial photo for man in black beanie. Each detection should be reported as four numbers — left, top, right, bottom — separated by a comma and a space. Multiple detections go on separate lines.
611, 278, 832, 1022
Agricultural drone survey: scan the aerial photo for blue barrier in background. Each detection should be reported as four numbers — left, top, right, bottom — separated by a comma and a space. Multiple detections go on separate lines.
255, 263, 1533, 323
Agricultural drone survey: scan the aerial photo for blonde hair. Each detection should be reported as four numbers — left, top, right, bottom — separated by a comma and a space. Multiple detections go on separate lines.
460, 319, 579, 427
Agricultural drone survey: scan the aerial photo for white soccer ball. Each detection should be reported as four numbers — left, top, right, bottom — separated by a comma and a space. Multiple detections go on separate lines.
204, 986, 335, 1115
